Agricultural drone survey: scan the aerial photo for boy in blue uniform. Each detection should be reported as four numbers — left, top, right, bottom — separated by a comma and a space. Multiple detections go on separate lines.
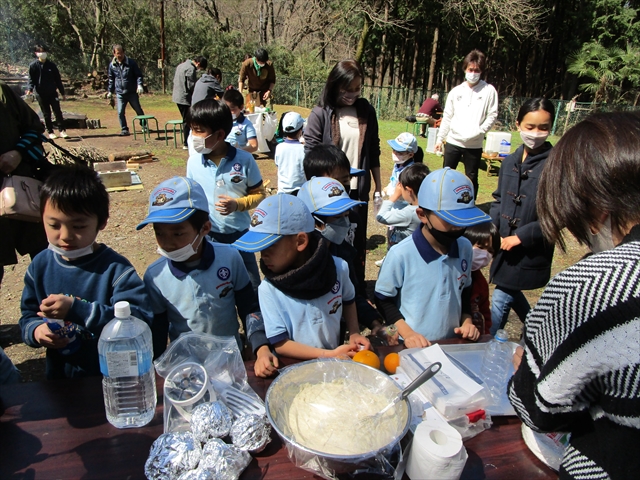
19, 165, 152, 379
375, 167, 489, 348
186, 99, 265, 293
233, 194, 371, 360
302, 145, 384, 332
274, 112, 306, 194
222, 89, 258, 153
138, 176, 277, 378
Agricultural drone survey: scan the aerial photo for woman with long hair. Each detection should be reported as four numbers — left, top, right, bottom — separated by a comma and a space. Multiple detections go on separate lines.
304, 60, 382, 282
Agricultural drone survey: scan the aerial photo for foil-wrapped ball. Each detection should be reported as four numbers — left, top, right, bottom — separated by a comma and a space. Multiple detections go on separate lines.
145, 431, 202, 480
199, 438, 252, 480
190, 401, 234, 442
177, 468, 216, 480
230, 414, 272, 452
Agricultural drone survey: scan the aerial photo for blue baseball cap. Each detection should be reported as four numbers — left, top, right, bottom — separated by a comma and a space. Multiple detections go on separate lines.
387, 132, 418, 153
418, 168, 491, 227
136, 176, 209, 230
233, 194, 315, 252
350, 167, 366, 177
298, 177, 366, 216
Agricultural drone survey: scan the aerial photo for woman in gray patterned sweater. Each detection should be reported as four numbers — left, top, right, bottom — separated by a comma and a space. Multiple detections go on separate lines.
508, 112, 640, 480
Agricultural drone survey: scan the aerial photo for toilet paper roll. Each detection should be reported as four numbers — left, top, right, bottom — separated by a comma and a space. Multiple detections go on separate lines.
406, 422, 467, 480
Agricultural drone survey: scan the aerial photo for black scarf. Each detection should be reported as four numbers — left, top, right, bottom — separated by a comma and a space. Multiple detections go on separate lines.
260, 235, 337, 300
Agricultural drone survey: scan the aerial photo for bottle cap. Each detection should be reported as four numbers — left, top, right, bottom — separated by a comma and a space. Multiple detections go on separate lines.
114, 301, 131, 318
495, 329, 509, 342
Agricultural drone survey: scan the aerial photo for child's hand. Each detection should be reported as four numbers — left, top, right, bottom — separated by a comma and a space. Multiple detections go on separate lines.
38, 294, 73, 320
349, 333, 371, 352
403, 332, 431, 349
501, 235, 521, 251
254, 345, 279, 378
330, 343, 358, 358
389, 182, 403, 203
455, 322, 480, 341
215, 195, 238, 215
33, 323, 70, 348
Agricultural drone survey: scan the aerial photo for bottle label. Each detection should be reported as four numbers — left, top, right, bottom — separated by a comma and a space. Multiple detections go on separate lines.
105, 350, 138, 377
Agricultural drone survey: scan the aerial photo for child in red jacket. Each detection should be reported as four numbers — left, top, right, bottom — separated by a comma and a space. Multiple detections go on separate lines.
463, 222, 500, 335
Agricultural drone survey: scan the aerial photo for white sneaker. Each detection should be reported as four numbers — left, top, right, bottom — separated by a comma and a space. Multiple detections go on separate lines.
48, 133, 57, 140
60, 131, 69, 138
375, 256, 386, 267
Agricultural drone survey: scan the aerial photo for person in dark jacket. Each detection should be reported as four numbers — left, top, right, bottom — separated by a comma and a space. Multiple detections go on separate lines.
107, 44, 145, 136
0, 81, 48, 286
26, 45, 68, 139
191, 67, 224, 106
172, 56, 207, 149
489, 98, 556, 335
304, 59, 382, 284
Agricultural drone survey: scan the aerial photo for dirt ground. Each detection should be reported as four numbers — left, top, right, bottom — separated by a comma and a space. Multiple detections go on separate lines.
0, 96, 588, 382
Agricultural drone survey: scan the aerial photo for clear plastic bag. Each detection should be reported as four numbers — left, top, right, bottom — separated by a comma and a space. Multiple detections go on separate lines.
262, 112, 277, 141
154, 332, 260, 433
266, 358, 410, 479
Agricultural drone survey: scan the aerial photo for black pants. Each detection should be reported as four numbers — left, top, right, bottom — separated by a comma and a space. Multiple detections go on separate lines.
36, 93, 64, 133
348, 196, 368, 290
177, 103, 190, 147
443, 143, 482, 197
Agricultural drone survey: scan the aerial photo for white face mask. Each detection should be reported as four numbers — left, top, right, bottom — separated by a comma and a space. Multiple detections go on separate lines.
36, 52, 48, 62
472, 247, 493, 271
589, 216, 616, 253
157, 233, 204, 262
465, 72, 481, 84
392, 152, 412, 164
315, 216, 351, 245
48, 242, 94, 259
193, 134, 215, 154
231, 113, 238, 120
519, 130, 549, 150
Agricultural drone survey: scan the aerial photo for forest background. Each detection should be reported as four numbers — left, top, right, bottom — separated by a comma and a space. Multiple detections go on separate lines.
1, 0, 640, 122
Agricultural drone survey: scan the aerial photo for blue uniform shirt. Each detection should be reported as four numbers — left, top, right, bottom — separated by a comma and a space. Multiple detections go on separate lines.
260, 256, 355, 349
225, 114, 256, 148
375, 227, 473, 341
144, 240, 252, 340
186, 144, 263, 234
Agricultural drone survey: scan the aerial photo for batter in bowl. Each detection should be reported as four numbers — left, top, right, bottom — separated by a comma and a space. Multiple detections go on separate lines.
287, 379, 407, 455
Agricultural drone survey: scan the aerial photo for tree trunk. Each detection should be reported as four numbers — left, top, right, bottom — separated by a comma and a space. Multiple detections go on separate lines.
259, 1, 267, 45
427, 26, 439, 96
355, 15, 370, 66
268, 0, 275, 43
57, 0, 88, 65
409, 35, 419, 107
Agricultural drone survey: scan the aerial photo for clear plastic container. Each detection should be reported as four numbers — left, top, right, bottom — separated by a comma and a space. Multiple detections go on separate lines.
373, 192, 383, 216
480, 329, 512, 403
98, 301, 156, 428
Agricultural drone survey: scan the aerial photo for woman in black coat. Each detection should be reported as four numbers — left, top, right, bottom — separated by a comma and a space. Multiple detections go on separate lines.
304, 60, 382, 283
488, 98, 556, 335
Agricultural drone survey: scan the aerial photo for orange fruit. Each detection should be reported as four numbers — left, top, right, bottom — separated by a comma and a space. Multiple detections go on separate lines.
384, 352, 400, 374
352, 349, 381, 369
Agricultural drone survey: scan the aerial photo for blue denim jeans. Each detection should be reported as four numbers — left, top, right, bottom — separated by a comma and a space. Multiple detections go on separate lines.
490, 286, 530, 336
208, 229, 261, 294
116, 92, 145, 132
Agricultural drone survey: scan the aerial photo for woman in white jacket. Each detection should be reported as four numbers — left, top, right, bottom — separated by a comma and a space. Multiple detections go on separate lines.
435, 50, 498, 196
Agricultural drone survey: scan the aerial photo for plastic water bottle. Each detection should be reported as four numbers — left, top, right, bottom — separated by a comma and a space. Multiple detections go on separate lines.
98, 301, 156, 428
373, 192, 383, 216
480, 329, 512, 403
